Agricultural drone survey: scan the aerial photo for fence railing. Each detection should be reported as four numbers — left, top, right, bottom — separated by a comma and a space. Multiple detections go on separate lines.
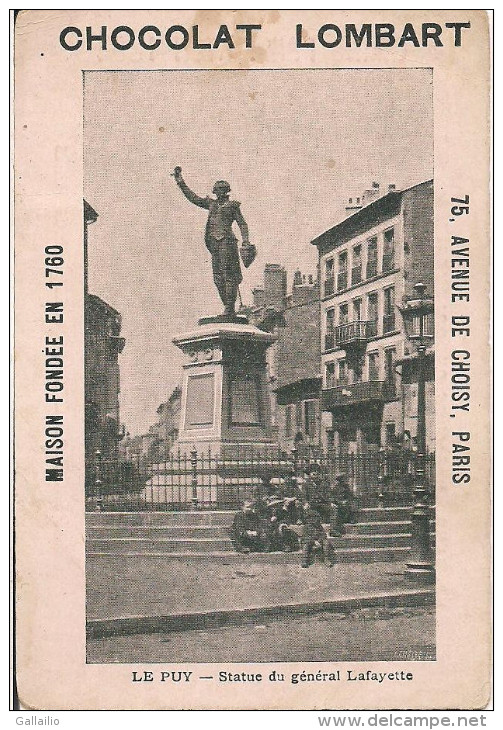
86, 447, 436, 513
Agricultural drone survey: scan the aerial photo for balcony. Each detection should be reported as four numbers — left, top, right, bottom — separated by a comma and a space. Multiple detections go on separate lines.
322, 380, 391, 409
335, 320, 371, 348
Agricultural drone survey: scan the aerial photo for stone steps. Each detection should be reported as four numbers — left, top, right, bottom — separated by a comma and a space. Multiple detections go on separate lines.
85, 510, 234, 526
86, 521, 435, 540
85, 506, 418, 526
86, 507, 436, 562
345, 520, 435, 536
89, 537, 234, 553
86, 525, 231, 539
87, 533, 435, 554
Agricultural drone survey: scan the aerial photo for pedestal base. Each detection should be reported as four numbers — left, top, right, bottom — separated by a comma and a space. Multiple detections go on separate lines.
172, 320, 277, 456
169, 320, 280, 507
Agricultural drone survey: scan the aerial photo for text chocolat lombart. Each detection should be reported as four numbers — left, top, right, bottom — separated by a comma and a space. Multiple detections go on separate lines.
59, 21, 471, 52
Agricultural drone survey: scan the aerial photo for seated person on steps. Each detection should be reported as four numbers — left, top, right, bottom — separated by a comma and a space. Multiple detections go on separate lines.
229, 500, 267, 553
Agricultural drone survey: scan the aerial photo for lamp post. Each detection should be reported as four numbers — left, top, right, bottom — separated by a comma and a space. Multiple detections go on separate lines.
190, 445, 199, 509
94, 449, 103, 512
399, 282, 435, 583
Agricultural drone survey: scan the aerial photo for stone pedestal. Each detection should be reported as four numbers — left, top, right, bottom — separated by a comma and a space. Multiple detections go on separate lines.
172, 319, 277, 456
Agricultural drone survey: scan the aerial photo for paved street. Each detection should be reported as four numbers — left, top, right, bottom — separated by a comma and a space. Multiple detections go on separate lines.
86, 555, 426, 620
87, 605, 435, 663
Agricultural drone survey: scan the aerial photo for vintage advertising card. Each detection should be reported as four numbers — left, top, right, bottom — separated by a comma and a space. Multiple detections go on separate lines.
14, 9, 491, 710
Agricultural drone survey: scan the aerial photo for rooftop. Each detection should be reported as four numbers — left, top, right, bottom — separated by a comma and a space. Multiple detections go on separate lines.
311, 179, 433, 253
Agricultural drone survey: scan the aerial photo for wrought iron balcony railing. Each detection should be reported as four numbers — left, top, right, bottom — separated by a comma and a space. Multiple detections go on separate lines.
325, 320, 381, 352
335, 320, 371, 348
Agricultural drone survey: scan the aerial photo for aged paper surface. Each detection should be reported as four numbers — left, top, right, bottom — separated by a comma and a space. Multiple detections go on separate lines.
14, 9, 491, 710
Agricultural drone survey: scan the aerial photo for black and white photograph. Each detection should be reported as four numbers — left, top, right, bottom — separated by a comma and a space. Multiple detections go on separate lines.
83, 68, 436, 664
13, 9, 491, 711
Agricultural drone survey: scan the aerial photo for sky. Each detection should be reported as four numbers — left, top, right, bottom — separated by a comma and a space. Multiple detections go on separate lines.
84, 68, 433, 435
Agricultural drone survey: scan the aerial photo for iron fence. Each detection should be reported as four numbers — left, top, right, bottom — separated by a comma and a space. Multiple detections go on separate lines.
85, 445, 436, 512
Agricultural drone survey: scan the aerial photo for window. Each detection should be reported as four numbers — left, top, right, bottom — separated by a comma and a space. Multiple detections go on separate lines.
339, 302, 349, 325
353, 353, 365, 383
338, 359, 347, 384
384, 348, 397, 397
325, 361, 336, 389
325, 308, 335, 350
351, 244, 362, 285
383, 286, 395, 333
383, 228, 395, 272
353, 298, 362, 321
337, 251, 348, 291
368, 351, 380, 381
367, 292, 379, 337
304, 400, 316, 438
324, 257, 334, 297
366, 236, 378, 278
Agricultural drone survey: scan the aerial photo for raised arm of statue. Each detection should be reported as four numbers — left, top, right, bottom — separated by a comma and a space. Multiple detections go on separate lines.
173, 166, 210, 210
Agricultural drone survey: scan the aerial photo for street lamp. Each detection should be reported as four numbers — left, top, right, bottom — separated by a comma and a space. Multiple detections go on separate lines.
190, 445, 199, 509
399, 282, 435, 583
94, 449, 103, 512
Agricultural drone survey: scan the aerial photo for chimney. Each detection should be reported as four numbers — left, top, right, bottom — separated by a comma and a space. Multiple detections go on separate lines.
264, 263, 287, 311
291, 271, 318, 305
345, 194, 363, 215
362, 182, 381, 206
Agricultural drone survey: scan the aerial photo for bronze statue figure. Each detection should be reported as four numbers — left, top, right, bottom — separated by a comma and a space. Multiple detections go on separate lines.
173, 167, 255, 317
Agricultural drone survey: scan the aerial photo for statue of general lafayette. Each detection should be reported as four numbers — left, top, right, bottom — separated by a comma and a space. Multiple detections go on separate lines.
173, 166, 255, 317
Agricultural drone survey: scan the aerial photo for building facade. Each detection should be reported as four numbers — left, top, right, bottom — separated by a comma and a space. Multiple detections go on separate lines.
243, 265, 321, 453
312, 180, 435, 455
153, 386, 182, 459
84, 201, 126, 469
274, 271, 321, 452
